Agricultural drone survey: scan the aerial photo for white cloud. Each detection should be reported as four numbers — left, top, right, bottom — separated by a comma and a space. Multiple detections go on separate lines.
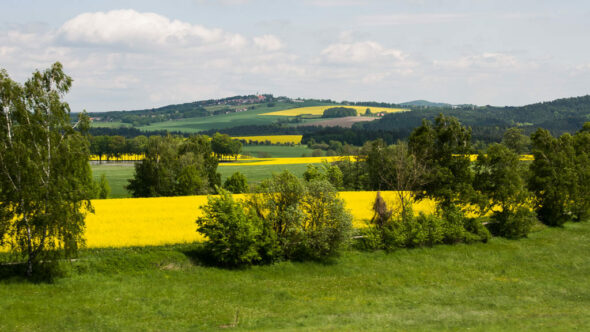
306, 0, 364, 7
58, 9, 247, 50
434, 53, 526, 70
253, 34, 283, 51
320, 41, 407, 64
358, 13, 468, 26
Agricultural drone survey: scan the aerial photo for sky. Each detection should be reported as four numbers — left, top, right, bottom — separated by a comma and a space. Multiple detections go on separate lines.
1, 0, 589, 112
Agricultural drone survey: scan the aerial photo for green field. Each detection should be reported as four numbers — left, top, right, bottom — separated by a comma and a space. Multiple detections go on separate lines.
241, 144, 313, 158
136, 102, 308, 133
92, 162, 313, 198
2, 221, 589, 330
91, 101, 332, 133
90, 121, 132, 129
91, 164, 135, 198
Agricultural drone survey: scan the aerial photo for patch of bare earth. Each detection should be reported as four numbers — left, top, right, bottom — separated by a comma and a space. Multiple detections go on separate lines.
299, 116, 380, 128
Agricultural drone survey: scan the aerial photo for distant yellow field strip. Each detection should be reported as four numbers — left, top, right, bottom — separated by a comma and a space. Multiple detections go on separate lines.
232, 135, 303, 144
89, 154, 145, 161
219, 156, 352, 166
261, 105, 409, 116
79, 191, 435, 248
458, 154, 535, 162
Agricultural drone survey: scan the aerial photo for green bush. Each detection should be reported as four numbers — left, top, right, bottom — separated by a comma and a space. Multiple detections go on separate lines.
364, 194, 490, 250
352, 226, 382, 251
463, 217, 491, 243
297, 180, 352, 259
196, 189, 264, 267
488, 207, 536, 239
223, 171, 249, 193
249, 171, 352, 261
382, 211, 446, 250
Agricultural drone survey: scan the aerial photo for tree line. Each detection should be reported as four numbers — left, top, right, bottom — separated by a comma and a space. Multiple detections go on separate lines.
194, 114, 590, 267
89, 132, 242, 162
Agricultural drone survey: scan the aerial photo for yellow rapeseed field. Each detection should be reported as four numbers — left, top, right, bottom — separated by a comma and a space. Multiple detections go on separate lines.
219, 156, 352, 166
77, 191, 435, 249
261, 105, 408, 116
232, 135, 303, 144
89, 154, 144, 161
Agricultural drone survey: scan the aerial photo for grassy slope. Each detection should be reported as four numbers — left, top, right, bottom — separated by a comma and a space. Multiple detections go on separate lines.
90, 121, 132, 128
91, 100, 330, 132
135, 102, 303, 133
1, 222, 589, 331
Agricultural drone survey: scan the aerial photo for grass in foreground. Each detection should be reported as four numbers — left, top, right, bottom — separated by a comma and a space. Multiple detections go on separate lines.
1, 222, 589, 331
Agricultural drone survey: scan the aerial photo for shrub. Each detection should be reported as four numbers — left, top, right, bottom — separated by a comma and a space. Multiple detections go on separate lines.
381, 211, 446, 250
439, 206, 469, 244
223, 172, 249, 193
92, 174, 111, 199
488, 207, 536, 239
196, 189, 264, 267
463, 217, 491, 243
311, 149, 323, 157
249, 171, 352, 261
352, 226, 382, 251
364, 193, 489, 251
297, 180, 352, 259
322, 107, 357, 118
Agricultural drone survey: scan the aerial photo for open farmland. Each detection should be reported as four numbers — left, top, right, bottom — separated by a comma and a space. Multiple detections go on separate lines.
233, 135, 303, 144
91, 161, 328, 198
241, 144, 313, 157
134, 102, 292, 133
261, 105, 408, 116
1, 222, 589, 330
0, 191, 433, 250
298, 116, 380, 128
77, 191, 434, 249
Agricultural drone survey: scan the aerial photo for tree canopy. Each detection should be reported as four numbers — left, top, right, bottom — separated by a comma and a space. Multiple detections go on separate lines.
0, 63, 94, 276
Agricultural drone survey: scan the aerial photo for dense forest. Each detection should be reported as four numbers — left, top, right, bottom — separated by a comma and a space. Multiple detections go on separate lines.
363, 95, 590, 136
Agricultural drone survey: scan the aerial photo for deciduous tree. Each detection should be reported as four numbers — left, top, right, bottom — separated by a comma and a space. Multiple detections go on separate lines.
0, 63, 94, 276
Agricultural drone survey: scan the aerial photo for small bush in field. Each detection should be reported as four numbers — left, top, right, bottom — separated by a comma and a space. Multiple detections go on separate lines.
489, 207, 536, 239
196, 189, 263, 267
222, 171, 249, 193
249, 171, 352, 261
359, 193, 490, 251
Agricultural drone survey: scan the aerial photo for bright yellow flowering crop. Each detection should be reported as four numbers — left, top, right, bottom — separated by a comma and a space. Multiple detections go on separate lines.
89, 154, 145, 161
219, 156, 351, 166
261, 105, 408, 116
0, 191, 435, 251
232, 135, 303, 144
79, 191, 436, 249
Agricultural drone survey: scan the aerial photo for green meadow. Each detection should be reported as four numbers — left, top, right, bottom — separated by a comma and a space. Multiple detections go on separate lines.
1, 221, 588, 331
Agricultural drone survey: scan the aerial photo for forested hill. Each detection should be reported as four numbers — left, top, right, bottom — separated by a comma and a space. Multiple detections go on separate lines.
399, 100, 451, 108
363, 95, 590, 136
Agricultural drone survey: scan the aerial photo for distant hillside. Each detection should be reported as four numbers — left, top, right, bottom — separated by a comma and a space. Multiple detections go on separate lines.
82, 94, 590, 145
362, 95, 590, 140
400, 100, 451, 108
87, 94, 276, 126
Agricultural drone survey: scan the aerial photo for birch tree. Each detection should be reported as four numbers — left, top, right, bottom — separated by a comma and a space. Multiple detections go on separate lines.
0, 63, 94, 277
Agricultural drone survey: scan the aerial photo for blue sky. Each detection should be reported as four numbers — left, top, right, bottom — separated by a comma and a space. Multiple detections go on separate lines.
1, 0, 589, 112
